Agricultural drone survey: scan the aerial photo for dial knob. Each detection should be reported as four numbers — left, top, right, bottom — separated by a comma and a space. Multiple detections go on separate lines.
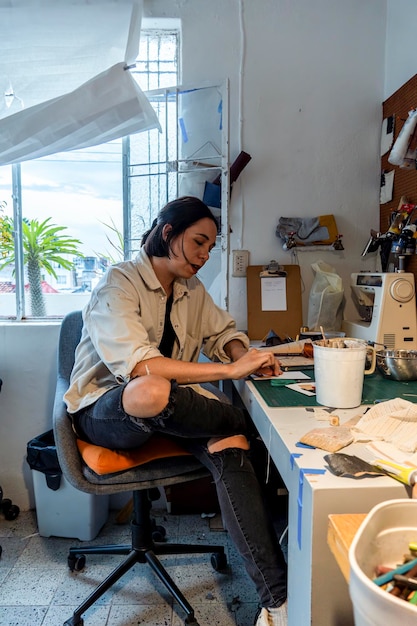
390, 278, 414, 303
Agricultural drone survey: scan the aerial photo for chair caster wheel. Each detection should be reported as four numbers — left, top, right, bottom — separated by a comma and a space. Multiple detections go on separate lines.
1, 497, 20, 521
210, 551, 227, 571
1, 498, 12, 513
4, 504, 20, 521
68, 553, 86, 572
152, 524, 167, 542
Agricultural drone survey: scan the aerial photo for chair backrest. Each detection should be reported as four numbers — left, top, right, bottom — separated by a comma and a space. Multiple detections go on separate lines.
53, 310, 101, 494
57, 310, 83, 385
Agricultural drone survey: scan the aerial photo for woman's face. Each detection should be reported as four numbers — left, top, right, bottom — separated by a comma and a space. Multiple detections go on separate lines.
165, 217, 217, 278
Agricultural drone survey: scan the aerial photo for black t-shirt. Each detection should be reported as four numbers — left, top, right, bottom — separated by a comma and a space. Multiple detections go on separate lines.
158, 292, 176, 357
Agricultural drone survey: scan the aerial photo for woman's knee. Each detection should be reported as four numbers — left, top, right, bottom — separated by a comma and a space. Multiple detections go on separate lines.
207, 434, 250, 454
122, 375, 171, 417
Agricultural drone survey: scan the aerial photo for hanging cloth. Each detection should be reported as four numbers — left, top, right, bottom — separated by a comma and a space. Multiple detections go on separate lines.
0, 0, 160, 165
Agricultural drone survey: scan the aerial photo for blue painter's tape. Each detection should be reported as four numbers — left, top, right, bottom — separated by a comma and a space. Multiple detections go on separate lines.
218, 99, 223, 130
295, 441, 316, 449
297, 468, 327, 549
290, 453, 302, 469
178, 117, 188, 143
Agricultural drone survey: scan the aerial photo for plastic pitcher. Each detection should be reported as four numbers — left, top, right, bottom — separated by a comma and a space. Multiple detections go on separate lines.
313, 338, 376, 408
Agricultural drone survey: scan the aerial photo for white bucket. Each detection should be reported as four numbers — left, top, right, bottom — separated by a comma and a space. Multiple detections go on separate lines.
313, 338, 375, 408
349, 499, 417, 626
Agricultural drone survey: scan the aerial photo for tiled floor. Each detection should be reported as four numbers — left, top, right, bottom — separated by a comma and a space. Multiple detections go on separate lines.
0, 501, 286, 626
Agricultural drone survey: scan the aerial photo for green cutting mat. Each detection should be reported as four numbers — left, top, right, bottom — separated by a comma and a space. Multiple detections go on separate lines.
251, 372, 417, 408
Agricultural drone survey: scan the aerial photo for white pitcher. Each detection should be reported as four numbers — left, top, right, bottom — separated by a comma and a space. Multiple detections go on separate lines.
313, 338, 376, 408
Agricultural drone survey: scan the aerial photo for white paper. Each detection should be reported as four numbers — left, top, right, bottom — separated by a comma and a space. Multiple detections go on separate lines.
285, 382, 316, 396
261, 276, 287, 311
380, 170, 394, 204
366, 441, 415, 464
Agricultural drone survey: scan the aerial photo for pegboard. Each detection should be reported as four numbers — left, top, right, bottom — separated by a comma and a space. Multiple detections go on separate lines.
381, 73, 417, 278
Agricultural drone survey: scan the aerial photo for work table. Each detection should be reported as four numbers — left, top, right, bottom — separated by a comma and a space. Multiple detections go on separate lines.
232, 377, 408, 626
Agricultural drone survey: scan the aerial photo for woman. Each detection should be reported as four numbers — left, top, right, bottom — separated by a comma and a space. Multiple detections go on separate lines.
64, 196, 287, 626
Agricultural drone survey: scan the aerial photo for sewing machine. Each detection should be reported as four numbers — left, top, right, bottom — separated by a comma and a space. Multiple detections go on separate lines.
342, 272, 417, 349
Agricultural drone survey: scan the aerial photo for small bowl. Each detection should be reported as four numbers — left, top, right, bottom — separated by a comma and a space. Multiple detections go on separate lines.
376, 349, 417, 381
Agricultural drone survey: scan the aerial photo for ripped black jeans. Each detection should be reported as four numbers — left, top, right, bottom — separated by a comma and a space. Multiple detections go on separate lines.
71, 381, 287, 608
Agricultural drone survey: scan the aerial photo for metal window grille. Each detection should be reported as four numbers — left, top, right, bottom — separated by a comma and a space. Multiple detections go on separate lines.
124, 30, 180, 259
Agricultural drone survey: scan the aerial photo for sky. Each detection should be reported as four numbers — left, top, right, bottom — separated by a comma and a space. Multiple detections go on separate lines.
0, 143, 124, 260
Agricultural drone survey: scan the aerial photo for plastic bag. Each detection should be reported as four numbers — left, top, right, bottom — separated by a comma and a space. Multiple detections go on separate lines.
26, 429, 62, 491
307, 261, 344, 331
388, 109, 417, 168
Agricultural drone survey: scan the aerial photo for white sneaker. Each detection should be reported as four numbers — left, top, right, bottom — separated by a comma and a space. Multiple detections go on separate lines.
255, 603, 288, 626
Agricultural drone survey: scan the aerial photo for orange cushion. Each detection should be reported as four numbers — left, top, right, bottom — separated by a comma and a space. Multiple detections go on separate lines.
77, 435, 191, 475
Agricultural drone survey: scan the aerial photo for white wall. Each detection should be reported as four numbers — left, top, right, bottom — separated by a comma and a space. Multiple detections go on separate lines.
1, 0, 404, 510
384, 0, 417, 99
1, 322, 61, 509
146, 0, 386, 327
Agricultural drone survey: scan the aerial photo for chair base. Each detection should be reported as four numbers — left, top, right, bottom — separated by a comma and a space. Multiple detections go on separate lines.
63, 489, 227, 626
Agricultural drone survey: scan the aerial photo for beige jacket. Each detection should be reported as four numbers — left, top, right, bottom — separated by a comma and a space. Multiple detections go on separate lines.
64, 248, 249, 413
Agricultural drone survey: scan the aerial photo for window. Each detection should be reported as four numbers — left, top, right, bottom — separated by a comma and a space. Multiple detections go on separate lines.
0, 26, 230, 319
0, 28, 179, 320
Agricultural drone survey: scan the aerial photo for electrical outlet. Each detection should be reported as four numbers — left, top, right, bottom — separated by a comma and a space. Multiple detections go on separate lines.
232, 249, 249, 277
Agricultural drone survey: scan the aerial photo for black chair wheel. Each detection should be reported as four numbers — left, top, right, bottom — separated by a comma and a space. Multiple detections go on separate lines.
210, 551, 227, 571
1, 498, 12, 514
152, 524, 167, 541
4, 504, 19, 521
0, 545, 2, 558
68, 553, 86, 572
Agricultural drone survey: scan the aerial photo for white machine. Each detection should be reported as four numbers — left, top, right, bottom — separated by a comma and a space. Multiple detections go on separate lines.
342, 272, 417, 349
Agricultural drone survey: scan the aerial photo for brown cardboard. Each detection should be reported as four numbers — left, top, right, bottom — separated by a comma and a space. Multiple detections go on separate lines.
246, 265, 303, 340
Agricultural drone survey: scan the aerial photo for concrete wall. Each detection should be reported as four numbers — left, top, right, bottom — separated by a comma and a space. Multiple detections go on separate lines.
3, 0, 414, 509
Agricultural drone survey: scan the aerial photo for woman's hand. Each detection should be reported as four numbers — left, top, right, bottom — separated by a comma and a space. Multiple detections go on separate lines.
226, 348, 282, 380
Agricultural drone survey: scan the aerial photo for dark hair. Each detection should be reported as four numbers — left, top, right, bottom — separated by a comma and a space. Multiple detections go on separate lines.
141, 196, 219, 257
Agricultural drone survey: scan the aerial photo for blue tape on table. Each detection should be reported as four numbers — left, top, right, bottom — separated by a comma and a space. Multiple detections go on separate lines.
290, 453, 302, 469
297, 468, 326, 550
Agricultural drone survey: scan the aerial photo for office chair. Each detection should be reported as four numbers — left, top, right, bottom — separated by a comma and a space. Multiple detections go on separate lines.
53, 311, 227, 626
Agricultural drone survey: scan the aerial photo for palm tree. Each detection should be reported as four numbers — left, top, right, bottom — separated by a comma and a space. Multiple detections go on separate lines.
0, 201, 12, 257
0, 217, 83, 317
97, 217, 124, 264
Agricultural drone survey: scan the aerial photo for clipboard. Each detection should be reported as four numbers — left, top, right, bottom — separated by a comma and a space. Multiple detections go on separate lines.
246, 265, 303, 341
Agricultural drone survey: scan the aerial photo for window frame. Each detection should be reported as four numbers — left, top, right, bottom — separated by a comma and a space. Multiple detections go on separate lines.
1, 27, 181, 321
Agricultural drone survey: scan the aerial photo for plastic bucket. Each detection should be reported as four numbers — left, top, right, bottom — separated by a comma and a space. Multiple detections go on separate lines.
313, 338, 375, 408
349, 499, 417, 626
